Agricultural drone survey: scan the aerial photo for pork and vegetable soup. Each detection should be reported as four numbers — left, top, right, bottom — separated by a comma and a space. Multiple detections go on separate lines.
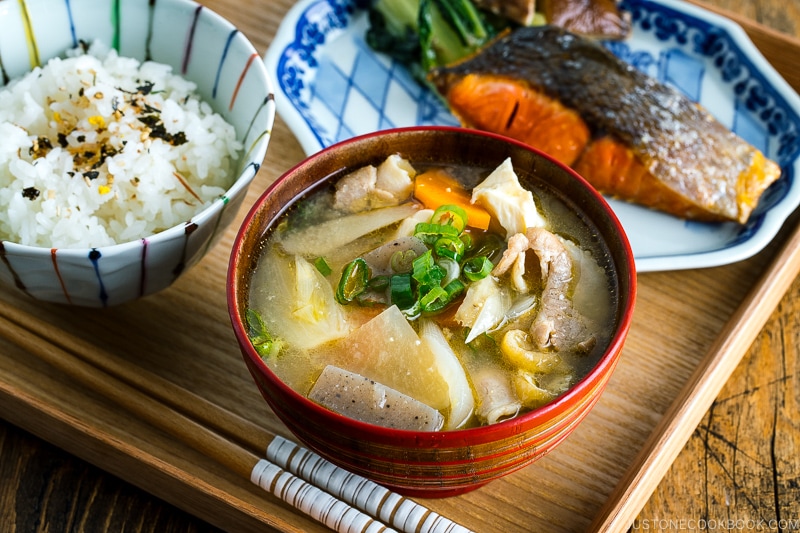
246, 154, 619, 431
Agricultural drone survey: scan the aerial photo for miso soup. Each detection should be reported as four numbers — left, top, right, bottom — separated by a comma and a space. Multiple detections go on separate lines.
246, 155, 618, 431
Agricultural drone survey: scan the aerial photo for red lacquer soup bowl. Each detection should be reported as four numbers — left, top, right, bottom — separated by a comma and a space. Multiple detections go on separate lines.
228, 126, 637, 497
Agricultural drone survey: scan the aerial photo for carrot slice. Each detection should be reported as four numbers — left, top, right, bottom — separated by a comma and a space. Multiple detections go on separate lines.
413, 169, 492, 230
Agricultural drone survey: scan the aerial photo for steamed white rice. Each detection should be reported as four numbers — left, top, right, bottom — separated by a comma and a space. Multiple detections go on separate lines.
0, 41, 242, 248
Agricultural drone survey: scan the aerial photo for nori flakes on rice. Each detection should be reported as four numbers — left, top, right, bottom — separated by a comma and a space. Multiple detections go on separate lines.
0, 41, 242, 248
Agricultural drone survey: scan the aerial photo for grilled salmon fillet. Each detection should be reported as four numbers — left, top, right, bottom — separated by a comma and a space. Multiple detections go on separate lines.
429, 26, 782, 224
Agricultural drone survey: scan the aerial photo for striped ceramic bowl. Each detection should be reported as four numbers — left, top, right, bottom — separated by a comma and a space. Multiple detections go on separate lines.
228, 127, 637, 497
0, 0, 275, 306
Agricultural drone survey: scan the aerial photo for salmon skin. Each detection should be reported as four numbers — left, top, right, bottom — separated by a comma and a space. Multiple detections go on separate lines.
428, 26, 781, 224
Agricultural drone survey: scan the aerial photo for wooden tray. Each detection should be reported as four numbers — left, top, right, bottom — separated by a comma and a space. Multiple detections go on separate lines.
2, 1, 800, 532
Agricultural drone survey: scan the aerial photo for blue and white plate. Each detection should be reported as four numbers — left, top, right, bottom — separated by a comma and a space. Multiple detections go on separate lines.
264, 0, 800, 272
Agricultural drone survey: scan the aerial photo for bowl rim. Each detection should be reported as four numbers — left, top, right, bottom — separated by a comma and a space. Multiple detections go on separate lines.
228, 125, 637, 444
0, 0, 276, 255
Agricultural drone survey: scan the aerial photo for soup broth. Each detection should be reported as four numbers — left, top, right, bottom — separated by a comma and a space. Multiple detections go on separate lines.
247, 155, 619, 431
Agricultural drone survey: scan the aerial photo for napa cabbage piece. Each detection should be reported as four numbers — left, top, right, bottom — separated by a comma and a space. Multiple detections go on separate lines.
278, 203, 421, 257
330, 305, 451, 410
249, 248, 350, 351
454, 274, 513, 343
418, 319, 475, 429
471, 157, 546, 238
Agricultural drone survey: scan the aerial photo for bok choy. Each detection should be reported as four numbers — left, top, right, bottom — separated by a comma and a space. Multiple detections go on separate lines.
365, 0, 498, 83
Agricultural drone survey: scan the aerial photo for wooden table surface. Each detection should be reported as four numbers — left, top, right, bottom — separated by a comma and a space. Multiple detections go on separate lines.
1, 1, 799, 532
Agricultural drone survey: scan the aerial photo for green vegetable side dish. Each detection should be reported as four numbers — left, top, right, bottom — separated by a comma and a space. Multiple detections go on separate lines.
365, 0, 500, 86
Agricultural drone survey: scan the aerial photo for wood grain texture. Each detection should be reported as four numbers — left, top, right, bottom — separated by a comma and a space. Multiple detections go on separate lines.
626, 5, 800, 531
0, 424, 217, 533
632, 275, 800, 531
594, 209, 800, 531
0, 0, 799, 532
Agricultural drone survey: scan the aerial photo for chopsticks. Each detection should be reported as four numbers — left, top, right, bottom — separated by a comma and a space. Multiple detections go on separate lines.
0, 302, 474, 533
590, 218, 800, 532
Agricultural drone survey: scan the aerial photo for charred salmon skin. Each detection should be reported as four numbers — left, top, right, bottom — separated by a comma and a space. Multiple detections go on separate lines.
428, 26, 781, 224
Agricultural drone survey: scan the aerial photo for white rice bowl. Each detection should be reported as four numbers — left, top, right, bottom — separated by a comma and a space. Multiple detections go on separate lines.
0, 41, 242, 248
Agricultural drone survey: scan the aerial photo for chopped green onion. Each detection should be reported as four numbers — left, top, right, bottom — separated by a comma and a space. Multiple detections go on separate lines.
438, 257, 461, 285
390, 249, 419, 273
430, 204, 468, 233
390, 273, 416, 309
368, 275, 390, 291
400, 300, 422, 320
412, 249, 435, 275
463, 256, 493, 281
354, 275, 392, 307
314, 256, 332, 276
336, 258, 370, 304
414, 222, 460, 245
444, 278, 466, 298
412, 250, 445, 292
434, 235, 466, 261
460, 232, 474, 252
419, 286, 447, 311
421, 278, 465, 314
